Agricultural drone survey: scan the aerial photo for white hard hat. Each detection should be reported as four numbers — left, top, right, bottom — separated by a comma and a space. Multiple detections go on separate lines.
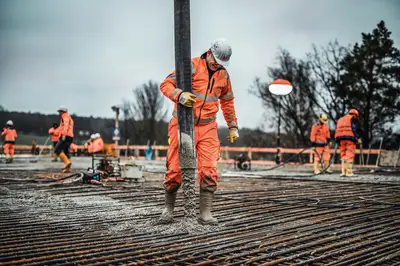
95, 133, 101, 138
6, 120, 13, 126
57, 106, 68, 112
90, 134, 96, 139
210, 38, 232, 67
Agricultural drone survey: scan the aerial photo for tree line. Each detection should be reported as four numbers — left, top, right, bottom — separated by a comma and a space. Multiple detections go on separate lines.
251, 20, 400, 149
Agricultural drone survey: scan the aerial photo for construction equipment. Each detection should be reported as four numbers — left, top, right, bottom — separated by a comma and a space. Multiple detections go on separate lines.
91, 154, 121, 178
234, 153, 251, 171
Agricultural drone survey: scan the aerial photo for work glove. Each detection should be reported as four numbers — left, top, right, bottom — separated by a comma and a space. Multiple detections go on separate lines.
178, 92, 196, 107
61, 136, 66, 141
357, 138, 362, 144
227, 128, 239, 143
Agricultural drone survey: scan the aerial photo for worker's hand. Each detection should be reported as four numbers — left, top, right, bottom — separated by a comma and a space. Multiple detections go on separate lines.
61, 136, 66, 141
357, 138, 362, 144
178, 92, 196, 107
227, 128, 239, 143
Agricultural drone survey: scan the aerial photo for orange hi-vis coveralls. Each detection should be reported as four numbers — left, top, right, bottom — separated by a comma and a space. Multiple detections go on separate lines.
160, 53, 238, 193
334, 114, 359, 162
2, 127, 18, 158
310, 121, 331, 162
48, 126, 61, 144
92, 138, 104, 153
55, 112, 74, 157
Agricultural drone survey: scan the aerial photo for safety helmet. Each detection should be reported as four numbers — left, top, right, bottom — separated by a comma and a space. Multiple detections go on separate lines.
349, 109, 359, 117
90, 134, 96, 139
57, 106, 68, 112
319, 113, 328, 124
210, 38, 232, 67
6, 120, 13, 126
95, 133, 101, 138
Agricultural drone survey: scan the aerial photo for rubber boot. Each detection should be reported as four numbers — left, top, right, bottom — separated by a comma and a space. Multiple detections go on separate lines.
59, 152, 72, 173
5, 155, 11, 164
340, 160, 347, 177
158, 191, 177, 224
51, 154, 58, 162
346, 162, 356, 177
198, 190, 218, 225
313, 160, 320, 175
324, 160, 333, 174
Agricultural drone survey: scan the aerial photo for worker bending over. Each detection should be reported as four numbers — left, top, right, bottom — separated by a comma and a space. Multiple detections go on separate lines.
159, 38, 239, 225
334, 109, 362, 177
92, 133, 104, 154
48, 122, 61, 162
54, 106, 74, 173
310, 114, 332, 174
1, 120, 18, 164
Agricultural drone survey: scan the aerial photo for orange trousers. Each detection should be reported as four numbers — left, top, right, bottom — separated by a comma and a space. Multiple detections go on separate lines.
339, 140, 356, 162
314, 146, 330, 162
164, 117, 220, 193
3, 143, 15, 157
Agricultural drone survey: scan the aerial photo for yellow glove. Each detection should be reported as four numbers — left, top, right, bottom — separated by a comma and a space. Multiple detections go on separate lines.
357, 138, 362, 144
178, 92, 196, 107
227, 128, 239, 143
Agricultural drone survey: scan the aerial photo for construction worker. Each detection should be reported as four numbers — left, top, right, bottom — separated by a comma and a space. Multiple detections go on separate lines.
54, 106, 74, 173
310, 113, 332, 174
159, 38, 239, 225
334, 109, 362, 177
1, 120, 17, 163
48, 122, 61, 161
92, 133, 104, 154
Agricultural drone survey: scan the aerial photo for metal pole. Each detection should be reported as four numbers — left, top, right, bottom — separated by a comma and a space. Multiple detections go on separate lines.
125, 138, 130, 158
115, 108, 119, 156
375, 137, 383, 167
174, 0, 196, 220
276, 98, 281, 164
366, 144, 371, 165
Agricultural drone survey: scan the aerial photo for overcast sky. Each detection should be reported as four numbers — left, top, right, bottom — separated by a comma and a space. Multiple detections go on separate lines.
0, 0, 399, 129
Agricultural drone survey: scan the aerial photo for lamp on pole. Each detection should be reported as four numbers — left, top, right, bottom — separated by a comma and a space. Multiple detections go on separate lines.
111, 105, 120, 156
268, 79, 293, 165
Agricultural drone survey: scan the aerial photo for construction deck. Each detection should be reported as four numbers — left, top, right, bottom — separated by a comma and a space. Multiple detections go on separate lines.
0, 160, 399, 265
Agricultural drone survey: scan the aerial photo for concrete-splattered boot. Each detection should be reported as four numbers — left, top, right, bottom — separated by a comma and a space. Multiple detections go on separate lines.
59, 152, 71, 173
313, 160, 321, 175
340, 160, 347, 177
158, 191, 177, 224
346, 162, 356, 177
324, 160, 333, 174
198, 190, 218, 225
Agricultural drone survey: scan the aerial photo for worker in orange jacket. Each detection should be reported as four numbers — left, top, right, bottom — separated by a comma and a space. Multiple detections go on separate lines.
159, 38, 239, 225
91, 133, 104, 154
310, 114, 333, 174
54, 106, 74, 173
1, 120, 18, 163
48, 122, 61, 162
334, 109, 362, 177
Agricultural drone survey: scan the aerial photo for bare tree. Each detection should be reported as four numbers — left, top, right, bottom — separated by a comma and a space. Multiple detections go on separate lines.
251, 49, 318, 147
307, 40, 349, 122
126, 80, 168, 144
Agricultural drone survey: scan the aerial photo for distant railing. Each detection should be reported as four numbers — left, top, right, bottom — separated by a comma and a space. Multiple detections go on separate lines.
10, 144, 384, 166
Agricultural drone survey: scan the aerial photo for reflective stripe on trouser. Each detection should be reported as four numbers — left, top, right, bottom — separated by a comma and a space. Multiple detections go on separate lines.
314, 146, 330, 162
3, 143, 15, 156
172, 111, 216, 125
339, 140, 356, 162
164, 117, 220, 193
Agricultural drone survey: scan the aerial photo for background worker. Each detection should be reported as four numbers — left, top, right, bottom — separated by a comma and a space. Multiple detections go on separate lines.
92, 133, 104, 154
48, 122, 61, 161
310, 113, 332, 174
1, 120, 17, 163
334, 109, 362, 177
54, 106, 74, 173
159, 38, 239, 225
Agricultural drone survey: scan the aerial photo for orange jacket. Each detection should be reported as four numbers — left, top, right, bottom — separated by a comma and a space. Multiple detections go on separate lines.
160, 53, 238, 128
2, 127, 18, 143
48, 127, 61, 142
92, 138, 104, 153
60, 112, 74, 138
310, 122, 330, 146
334, 114, 359, 142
